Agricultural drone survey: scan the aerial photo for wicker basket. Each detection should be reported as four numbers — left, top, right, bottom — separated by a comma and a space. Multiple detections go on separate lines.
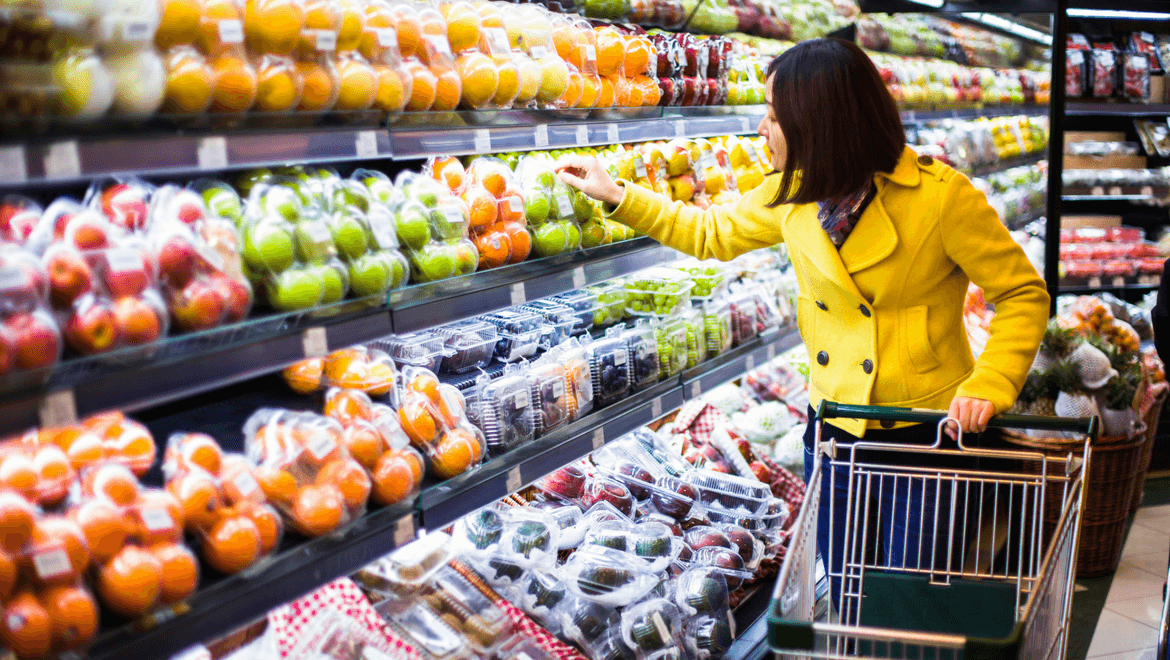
1004, 425, 1147, 578
1130, 390, 1169, 512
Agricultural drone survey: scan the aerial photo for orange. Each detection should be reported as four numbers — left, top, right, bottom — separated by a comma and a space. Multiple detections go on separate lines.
408, 372, 441, 401
0, 453, 37, 500
399, 400, 437, 446
69, 499, 130, 564
167, 471, 220, 532
292, 425, 343, 470
109, 425, 156, 477
474, 227, 510, 270
625, 77, 642, 107
343, 422, 384, 471
365, 360, 396, 396
98, 546, 163, 617
283, 358, 324, 394
391, 5, 424, 58
65, 432, 104, 471
219, 459, 263, 506
253, 55, 300, 111
198, 0, 243, 57
211, 55, 259, 113
455, 51, 497, 108
432, 67, 461, 111
0, 491, 35, 553
163, 47, 215, 114
292, 484, 344, 536
560, 67, 582, 108
29, 517, 89, 584
322, 349, 368, 389
301, 0, 341, 52
0, 549, 15, 600
578, 74, 600, 109
246, 0, 305, 55
430, 428, 480, 479
442, 3, 481, 53
2, 591, 52, 659
594, 28, 624, 77
254, 465, 297, 508
157, 0, 203, 50
635, 75, 660, 106
597, 75, 614, 107
203, 515, 261, 574
241, 502, 281, 554
552, 25, 574, 62
336, 0, 363, 51
430, 156, 465, 192
610, 74, 630, 106
137, 488, 186, 532
463, 186, 497, 230
42, 585, 97, 651
373, 64, 408, 112
624, 37, 651, 77
324, 389, 373, 426
297, 61, 339, 112
335, 56, 378, 111
436, 384, 466, 427
371, 449, 420, 505
153, 543, 199, 604
316, 460, 370, 511
477, 165, 508, 197
404, 59, 437, 111
498, 190, 524, 223
33, 446, 73, 507
85, 463, 139, 506
181, 433, 223, 474
502, 220, 530, 263
131, 501, 183, 546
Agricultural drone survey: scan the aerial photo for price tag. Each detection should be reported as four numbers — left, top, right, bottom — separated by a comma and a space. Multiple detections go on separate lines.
1140, 275, 1154, 285
1090, 186, 1105, 196
767, 344, 776, 361
613, 350, 626, 365
690, 381, 701, 398
1088, 276, 1102, 288
740, 116, 752, 133
356, 130, 378, 158
306, 221, 332, 243
485, 28, 509, 55
591, 427, 605, 450
393, 516, 415, 546
555, 192, 574, 218
530, 45, 548, 60
107, 247, 143, 273
473, 129, 491, 154
426, 35, 452, 58
651, 397, 662, 418
511, 388, 530, 409
375, 27, 397, 47
746, 354, 755, 372
534, 124, 549, 148
551, 378, 565, 398
1112, 276, 1126, 287
633, 155, 647, 179
122, 20, 151, 41
572, 266, 586, 288
0, 146, 26, 182
444, 207, 464, 225
651, 613, 671, 646
141, 507, 174, 532
315, 30, 337, 51
302, 326, 328, 357
583, 45, 597, 64
674, 120, 687, 138
1109, 186, 1123, 196
506, 466, 522, 492
233, 470, 260, 498
38, 389, 77, 428
306, 432, 337, 460
44, 141, 80, 179
575, 124, 589, 145
510, 281, 526, 305
32, 549, 72, 580
371, 220, 396, 249
606, 123, 619, 143
197, 136, 228, 170
218, 19, 244, 43
508, 196, 523, 214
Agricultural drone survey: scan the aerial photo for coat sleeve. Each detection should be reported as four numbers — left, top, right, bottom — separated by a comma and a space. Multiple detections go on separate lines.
603, 173, 787, 261
939, 174, 1050, 414
1153, 257, 1170, 365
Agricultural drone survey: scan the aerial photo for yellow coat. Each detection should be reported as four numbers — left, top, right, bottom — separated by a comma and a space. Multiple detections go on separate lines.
607, 146, 1049, 436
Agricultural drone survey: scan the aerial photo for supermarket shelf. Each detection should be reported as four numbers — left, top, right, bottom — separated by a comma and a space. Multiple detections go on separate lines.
900, 105, 1048, 124
1066, 102, 1170, 117
1062, 194, 1165, 202
681, 325, 803, 400
1059, 276, 1161, 293
967, 152, 1045, 178
86, 502, 418, 660
0, 238, 673, 437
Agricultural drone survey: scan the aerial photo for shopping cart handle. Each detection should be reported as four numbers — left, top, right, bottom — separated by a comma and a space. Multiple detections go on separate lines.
817, 401, 1099, 437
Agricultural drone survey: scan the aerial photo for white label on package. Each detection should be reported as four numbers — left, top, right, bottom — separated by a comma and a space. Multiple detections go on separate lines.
32, 549, 72, 580
1088, 276, 1102, 288
371, 221, 395, 249
634, 156, 647, 179
583, 45, 597, 65
534, 124, 549, 148
356, 130, 379, 158
122, 20, 152, 41
306, 222, 332, 243
474, 129, 491, 154
375, 27, 397, 47
511, 388, 530, 409
393, 516, 415, 546
530, 45, 548, 60
307, 432, 337, 460
233, 470, 261, 497
426, 35, 452, 58
302, 326, 328, 358
508, 196, 524, 214
674, 120, 687, 137
551, 378, 565, 398
0, 146, 26, 183
1113, 276, 1126, 287
218, 19, 244, 43
315, 30, 338, 51
506, 466, 522, 492
607, 123, 619, 143
486, 28, 509, 55
592, 427, 605, 450
576, 124, 589, 145
197, 136, 229, 170
39, 389, 77, 428
44, 141, 81, 180
141, 507, 174, 532
106, 248, 142, 273
613, 350, 627, 365
651, 397, 662, 418
572, 266, 586, 289
555, 193, 574, 218
1109, 186, 1123, 197
510, 281, 526, 305
651, 613, 671, 646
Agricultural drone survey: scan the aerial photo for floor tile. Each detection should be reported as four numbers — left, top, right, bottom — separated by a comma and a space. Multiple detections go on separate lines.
1107, 594, 1164, 628
1123, 552, 1170, 580
1135, 505, 1170, 525
1124, 524, 1170, 558
1108, 564, 1166, 603
1086, 611, 1157, 656
1086, 648, 1158, 660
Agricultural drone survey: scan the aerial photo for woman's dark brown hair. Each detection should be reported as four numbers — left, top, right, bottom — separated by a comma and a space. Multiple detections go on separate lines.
765, 38, 905, 207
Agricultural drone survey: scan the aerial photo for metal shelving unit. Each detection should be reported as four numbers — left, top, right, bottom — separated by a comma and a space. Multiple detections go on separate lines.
1066, 102, 1170, 116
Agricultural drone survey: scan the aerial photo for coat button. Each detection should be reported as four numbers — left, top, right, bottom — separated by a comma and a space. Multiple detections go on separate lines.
816, 300, 828, 311
881, 419, 895, 429
817, 351, 829, 366
918, 154, 933, 166
862, 359, 873, 374
859, 304, 870, 317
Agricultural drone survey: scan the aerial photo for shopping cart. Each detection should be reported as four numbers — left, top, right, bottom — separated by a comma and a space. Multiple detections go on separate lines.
768, 402, 1098, 660
1159, 557, 1169, 660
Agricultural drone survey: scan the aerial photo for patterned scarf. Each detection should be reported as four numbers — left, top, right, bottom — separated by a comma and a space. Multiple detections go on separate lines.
817, 182, 876, 247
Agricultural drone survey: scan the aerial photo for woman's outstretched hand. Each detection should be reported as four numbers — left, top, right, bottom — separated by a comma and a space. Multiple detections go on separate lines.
946, 396, 995, 440
555, 155, 625, 207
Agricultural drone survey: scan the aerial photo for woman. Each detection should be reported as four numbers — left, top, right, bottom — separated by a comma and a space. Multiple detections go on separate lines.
557, 39, 1049, 582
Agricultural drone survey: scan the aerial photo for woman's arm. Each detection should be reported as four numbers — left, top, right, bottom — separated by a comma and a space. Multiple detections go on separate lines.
556, 156, 787, 261
940, 175, 1051, 415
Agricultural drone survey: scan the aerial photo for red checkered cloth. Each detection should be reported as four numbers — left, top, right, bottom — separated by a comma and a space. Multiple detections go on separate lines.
494, 598, 589, 660
670, 401, 735, 444
267, 578, 417, 660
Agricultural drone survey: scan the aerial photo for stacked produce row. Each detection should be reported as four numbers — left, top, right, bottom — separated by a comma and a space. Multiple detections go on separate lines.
1059, 226, 1164, 284
908, 113, 1048, 172
1065, 32, 1167, 102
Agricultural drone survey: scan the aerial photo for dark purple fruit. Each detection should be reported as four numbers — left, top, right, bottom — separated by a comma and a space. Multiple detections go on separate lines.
585, 478, 635, 517
616, 461, 655, 500
541, 465, 586, 500
685, 527, 732, 551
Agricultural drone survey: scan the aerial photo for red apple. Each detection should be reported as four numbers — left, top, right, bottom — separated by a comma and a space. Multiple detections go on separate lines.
170, 278, 224, 331
155, 234, 197, 286
100, 184, 149, 231
65, 298, 118, 354
65, 212, 111, 250
44, 248, 93, 305
111, 296, 161, 345
170, 189, 207, 224
102, 249, 151, 298
6, 311, 60, 370
208, 273, 250, 323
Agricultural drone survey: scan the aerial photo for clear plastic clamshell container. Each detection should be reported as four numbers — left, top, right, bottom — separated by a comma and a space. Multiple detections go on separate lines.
624, 267, 695, 317
675, 260, 729, 303
682, 470, 771, 516
587, 280, 627, 328
562, 545, 661, 606
527, 362, 571, 436
523, 300, 580, 349
416, 565, 516, 654
620, 599, 685, 659
622, 325, 660, 393
582, 519, 683, 573
673, 565, 731, 618
587, 333, 631, 407
556, 340, 595, 421
477, 373, 537, 456
702, 301, 734, 358
453, 505, 507, 554
655, 317, 689, 379
482, 309, 543, 362
593, 463, 697, 522
728, 292, 759, 346
376, 331, 449, 371
356, 531, 453, 600
552, 289, 601, 335
691, 546, 753, 590
436, 320, 499, 374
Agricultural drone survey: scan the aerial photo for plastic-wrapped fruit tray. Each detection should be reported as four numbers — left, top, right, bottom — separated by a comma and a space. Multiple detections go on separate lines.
622, 326, 660, 394
373, 332, 449, 372
624, 268, 695, 317
588, 337, 631, 408
551, 289, 601, 335
436, 321, 499, 374
682, 471, 771, 516
482, 310, 544, 362
478, 374, 537, 456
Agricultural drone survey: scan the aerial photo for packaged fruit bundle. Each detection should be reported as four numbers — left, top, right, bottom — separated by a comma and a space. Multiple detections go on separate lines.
321, 389, 425, 506
622, 323, 659, 393
0, 434, 75, 509
434, 320, 499, 374
473, 368, 536, 456
0, 247, 63, 377
586, 280, 626, 328
57, 410, 155, 478
407, 2, 461, 111
587, 330, 631, 408
681, 307, 702, 369
521, 299, 579, 349
94, 0, 168, 117
462, 157, 529, 269
561, 544, 659, 606
392, 172, 478, 282
375, 331, 449, 372
481, 308, 543, 362
524, 360, 571, 437
550, 289, 599, 337
162, 433, 283, 574
291, 343, 397, 395
727, 291, 758, 346
549, 338, 594, 421
435, 0, 505, 111
515, 6, 571, 109
547, 15, 598, 110
357, 530, 452, 601
703, 301, 732, 358
674, 259, 727, 302
623, 267, 693, 317
0, 494, 102, 658
653, 316, 687, 379
291, 0, 341, 113
514, 156, 582, 258
581, 518, 683, 573
351, 1, 413, 115
160, 0, 257, 116
243, 409, 370, 537
392, 366, 486, 480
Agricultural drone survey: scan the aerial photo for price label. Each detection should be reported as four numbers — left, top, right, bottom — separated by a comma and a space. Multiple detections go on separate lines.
1112, 276, 1126, 287
1140, 275, 1154, 285
1088, 276, 1102, 288
307, 432, 337, 460
393, 516, 415, 546
356, 130, 378, 158
651, 613, 671, 646
674, 120, 687, 138
107, 247, 143, 273
316, 30, 338, 51
551, 378, 565, 398
505, 466, 522, 492
44, 141, 80, 180
218, 19, 244, 43
473, 129, 491, 154
508, 196, 524, 214
233, 470, 261, 497
371, 220, 396, 249
575, 124, 589, 145
607, 123, 619, 143
510, 388, 530, 409
591, 428, 605, 450
534, 124, 549, 148
583, 45, 597, 64
122, 20, 151, 41
426, 35, 452, 58
375, 27, 397, 47
510, 281, 526, 305
530, 45, 548, 60
32, 549, 72, 580
197, 136, 228, 170
1109, 186, 1123, 197
767, 344, 776, 361
302, 326, 328, 357
740, 116, 752, 133
485, 28, 509, 54
690, 381, 701, 398
651, 397, 662, 419
633, 156, 647, 179
38, 389, 77, 428
555, 192, 574, 218
444, 207, 464, 226
0, 146, 26, 182
746, 354, 755, 372
572, 266, 586, 288
141, 507, 174, 532
613, 350, 626, 365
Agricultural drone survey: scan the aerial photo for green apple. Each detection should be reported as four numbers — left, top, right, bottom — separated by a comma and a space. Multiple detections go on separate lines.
412, 244, 457, 282
573, 192, 595, 223
385, 250, 409, 288
267, 267, 323, 311
330, 211, 370, 260
315, 259, 349, 304
294, 219, 337, 262
565, 221, 581, 250
362, 174, 395, 203
535, 170, 555, 189
396, 203, 432, 250
243, 216, 296, 273
580, 219, 611, 248
347, 252, 391, 297
533, 222, 569, 257
260, 184, 303, 223
236, 169, 273, 197
452, 239, 477, 276
332, 180, 371, 214
204, 187, 244, 224
526, 191, 550, 224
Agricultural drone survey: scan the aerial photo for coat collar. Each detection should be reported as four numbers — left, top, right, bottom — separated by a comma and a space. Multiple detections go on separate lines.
874, 146, 921, 188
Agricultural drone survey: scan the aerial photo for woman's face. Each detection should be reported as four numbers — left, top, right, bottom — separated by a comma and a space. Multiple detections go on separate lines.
759, 74, 787, 171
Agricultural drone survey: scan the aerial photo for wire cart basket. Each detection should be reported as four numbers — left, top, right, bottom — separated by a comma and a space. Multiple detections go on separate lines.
768, 402, 1099, 660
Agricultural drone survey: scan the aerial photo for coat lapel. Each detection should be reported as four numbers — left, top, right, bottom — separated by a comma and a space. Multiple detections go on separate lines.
838, 182, 897, 274
783, 204, 866, 301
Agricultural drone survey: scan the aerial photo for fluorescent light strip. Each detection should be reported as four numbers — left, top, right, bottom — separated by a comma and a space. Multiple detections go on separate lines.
960, 12, 1053, 45
906, 0, 946, 8
1066, 8, 1170, 19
